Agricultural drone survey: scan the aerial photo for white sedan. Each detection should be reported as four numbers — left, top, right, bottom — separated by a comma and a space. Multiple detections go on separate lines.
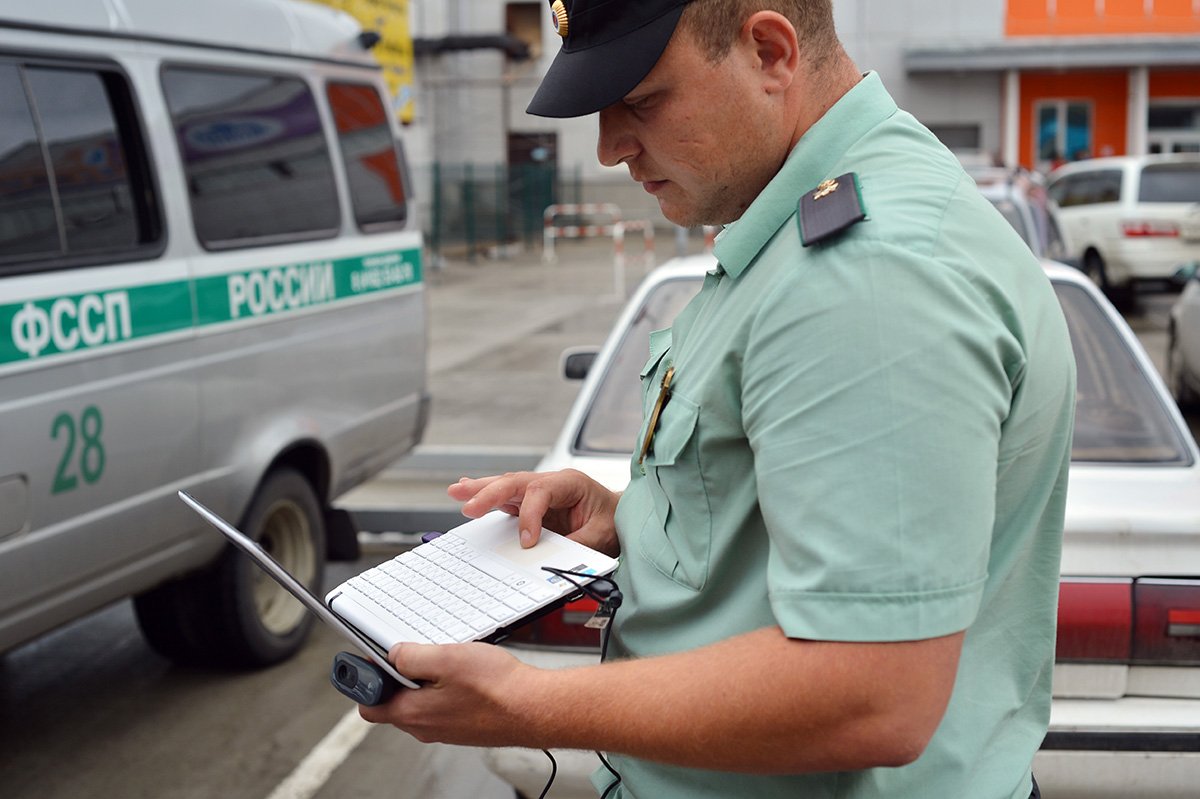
487, 255, 1200, 799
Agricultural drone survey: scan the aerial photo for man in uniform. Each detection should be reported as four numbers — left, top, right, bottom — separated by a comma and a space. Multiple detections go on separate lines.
360, 2, 1075, 797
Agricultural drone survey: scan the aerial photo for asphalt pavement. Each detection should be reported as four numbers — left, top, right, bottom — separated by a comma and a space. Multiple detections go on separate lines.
339, 232, 691, 532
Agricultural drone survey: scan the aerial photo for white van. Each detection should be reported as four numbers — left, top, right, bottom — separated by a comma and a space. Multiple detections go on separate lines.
0, 0, 427, 667
1047, 154, 1200, 301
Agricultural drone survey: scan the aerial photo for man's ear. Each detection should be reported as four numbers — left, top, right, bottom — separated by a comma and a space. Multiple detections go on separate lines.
743, 11, 800, 94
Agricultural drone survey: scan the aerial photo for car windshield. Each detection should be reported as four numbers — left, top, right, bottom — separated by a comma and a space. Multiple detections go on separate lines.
574, 275, 1190, 464
1054, 282, 1188, 463
575, 277, 700, 453
1138, 162, 1200, 203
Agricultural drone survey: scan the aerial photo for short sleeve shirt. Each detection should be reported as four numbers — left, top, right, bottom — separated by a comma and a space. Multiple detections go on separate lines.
597, 72, 1076, 799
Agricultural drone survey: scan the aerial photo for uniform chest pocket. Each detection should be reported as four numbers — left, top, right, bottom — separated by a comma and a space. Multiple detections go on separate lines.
640, 393, 713, 591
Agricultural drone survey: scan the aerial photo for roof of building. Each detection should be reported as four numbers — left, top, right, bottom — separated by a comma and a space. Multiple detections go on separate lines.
906, 35, 1200, 72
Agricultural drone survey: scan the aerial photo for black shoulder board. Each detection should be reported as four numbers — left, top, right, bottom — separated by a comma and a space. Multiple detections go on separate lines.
798, 172, 867, 247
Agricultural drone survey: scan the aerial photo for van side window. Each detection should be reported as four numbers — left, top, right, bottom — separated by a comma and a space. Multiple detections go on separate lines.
0, 61, 160, 272
161, 68, 340, 249
1047, 176, 1071, 207
327, 82, 407, 229
1090, 171, 1122, 204
1052, 171, 1122, 207
1139, 163, 1200, 203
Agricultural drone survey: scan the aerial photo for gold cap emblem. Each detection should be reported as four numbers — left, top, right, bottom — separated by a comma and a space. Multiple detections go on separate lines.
551, 0, 569, 37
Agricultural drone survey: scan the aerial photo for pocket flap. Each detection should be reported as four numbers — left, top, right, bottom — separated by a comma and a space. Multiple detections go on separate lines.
647, 395, 699, 466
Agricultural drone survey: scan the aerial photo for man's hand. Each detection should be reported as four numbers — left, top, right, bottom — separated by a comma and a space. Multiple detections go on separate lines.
357, 642, 545, 747
447, 469, 621, 555
357, 628, 964, 773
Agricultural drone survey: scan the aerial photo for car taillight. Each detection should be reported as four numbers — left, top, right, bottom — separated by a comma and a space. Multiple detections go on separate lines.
1122, 220, 1180, 237
502, 597, 602, 651
1057, 577, 1200, 665
1133, 579, 1200, 665
1057, 578, 1132, 661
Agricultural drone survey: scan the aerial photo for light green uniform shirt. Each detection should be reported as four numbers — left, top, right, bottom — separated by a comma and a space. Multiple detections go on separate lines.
596, 72, 1075, 799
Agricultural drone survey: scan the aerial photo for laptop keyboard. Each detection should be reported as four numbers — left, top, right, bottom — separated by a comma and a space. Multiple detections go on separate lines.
343, 532, 565, 644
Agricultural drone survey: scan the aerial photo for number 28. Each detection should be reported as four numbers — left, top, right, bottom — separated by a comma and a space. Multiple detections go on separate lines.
51, 406, 106, 494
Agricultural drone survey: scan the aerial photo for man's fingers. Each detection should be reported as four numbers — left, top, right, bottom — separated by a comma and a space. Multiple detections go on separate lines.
446, 475, 501, 501
516, 483, 554, 548
451, 473, 538, 519
357, 643, 444, 724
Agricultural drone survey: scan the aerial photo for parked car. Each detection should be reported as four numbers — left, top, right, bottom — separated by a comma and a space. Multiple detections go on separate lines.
1167, 264, 1200, 407
487, 255, 1200, 799
974, 170, 1073, 266
1047, 154, 1200, 303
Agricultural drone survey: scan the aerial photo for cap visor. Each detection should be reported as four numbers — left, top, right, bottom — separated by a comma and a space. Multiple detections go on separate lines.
526, 5, 686, 118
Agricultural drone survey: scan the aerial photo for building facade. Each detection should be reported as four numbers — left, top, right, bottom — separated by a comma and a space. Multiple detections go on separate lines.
401, 1, 1200, 228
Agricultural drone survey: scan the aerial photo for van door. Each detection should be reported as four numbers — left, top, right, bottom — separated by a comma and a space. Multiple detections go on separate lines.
0, 56, 202, 650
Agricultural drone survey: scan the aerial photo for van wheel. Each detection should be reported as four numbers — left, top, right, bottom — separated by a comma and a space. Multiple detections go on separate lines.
1085, 251, 1135, 312
1082, 250, 1107, 289
135, 469, 325, 668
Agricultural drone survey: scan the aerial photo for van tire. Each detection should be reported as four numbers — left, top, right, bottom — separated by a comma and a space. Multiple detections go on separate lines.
135, 469, 326, 668
1084, 251, 1135, 312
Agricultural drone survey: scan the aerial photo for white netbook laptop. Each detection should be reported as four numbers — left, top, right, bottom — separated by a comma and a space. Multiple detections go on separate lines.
178, 490, 618, 690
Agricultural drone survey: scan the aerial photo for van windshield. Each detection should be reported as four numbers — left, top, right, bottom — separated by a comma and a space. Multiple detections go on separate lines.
1139, 163, 1200, 203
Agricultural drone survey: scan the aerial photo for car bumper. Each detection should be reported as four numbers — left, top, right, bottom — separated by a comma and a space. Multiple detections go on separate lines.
490, 649, 1200, 798
1034, 749, 1200, 799
1108, 240, 1200, 283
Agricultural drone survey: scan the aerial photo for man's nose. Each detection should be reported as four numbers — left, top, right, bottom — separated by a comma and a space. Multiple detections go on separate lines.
597, 105, 639, 168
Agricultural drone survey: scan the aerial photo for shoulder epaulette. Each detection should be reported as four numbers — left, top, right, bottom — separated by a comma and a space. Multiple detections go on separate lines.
799, 172, 867, 247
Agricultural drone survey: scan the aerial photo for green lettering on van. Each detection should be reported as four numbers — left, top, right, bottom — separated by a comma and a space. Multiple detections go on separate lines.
51, 405, 106, 494
0, 248, 422, 367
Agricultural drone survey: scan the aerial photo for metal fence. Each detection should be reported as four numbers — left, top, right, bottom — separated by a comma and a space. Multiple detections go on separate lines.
423, 162, 583, 261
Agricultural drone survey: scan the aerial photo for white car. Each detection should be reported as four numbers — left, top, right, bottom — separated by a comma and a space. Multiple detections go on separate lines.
974, 171, 1073, 266
1047, 154, 1200, 303
487, 255, 1200, 799
1168, 264, 1200, 408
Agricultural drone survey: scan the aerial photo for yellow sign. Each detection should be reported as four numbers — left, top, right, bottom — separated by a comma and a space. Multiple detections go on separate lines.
308, 0, 415, 124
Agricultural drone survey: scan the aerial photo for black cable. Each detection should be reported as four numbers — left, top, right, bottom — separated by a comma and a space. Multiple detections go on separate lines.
536, 749, 557, 799
598, 752, 622, 798
537, 566, 625, 798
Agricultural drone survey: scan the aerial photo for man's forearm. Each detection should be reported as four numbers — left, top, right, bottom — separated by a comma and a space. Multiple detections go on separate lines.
515, 626, 962, 773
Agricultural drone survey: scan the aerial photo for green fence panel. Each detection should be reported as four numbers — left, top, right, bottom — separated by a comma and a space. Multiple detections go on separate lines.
425, 161, 578, 257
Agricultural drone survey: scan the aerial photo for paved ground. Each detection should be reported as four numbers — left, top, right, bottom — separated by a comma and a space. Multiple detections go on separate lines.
339, 233, 701, 529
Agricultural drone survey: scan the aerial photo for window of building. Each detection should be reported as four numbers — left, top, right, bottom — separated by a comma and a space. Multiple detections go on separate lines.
0, 60, 161, 272
1148, 102, 1200, 154
327, 82, 407, 229
928, 124, 982, 152
506, 2, 544, 61
161, 67, 340, 249
1036, 100, 1093, 166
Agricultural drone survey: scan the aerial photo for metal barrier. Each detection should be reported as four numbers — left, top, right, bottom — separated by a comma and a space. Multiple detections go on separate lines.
543, 203, 658, 296
542, 203, 623, 262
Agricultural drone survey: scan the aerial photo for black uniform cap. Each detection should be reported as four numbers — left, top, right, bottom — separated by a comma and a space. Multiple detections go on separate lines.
527, 0, 694, 118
